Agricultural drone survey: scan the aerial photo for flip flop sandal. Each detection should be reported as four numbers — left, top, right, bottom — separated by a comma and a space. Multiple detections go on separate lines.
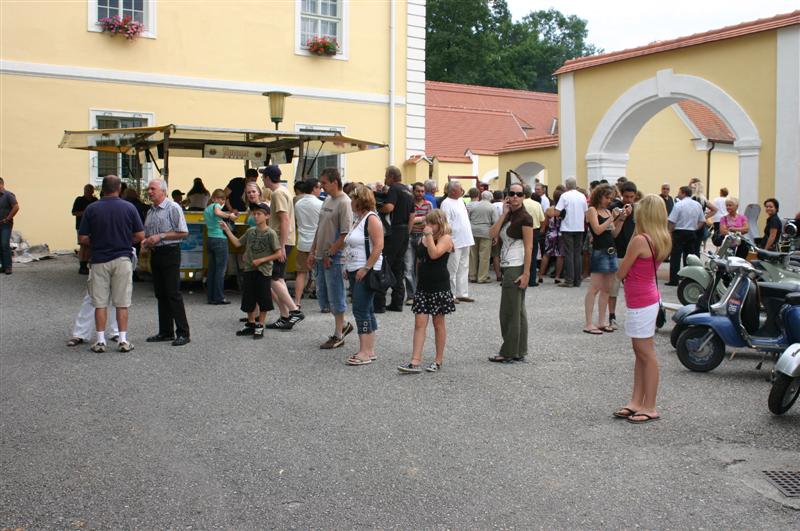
600, 326, 615, 333
613, 407, 637, 419
346, 356, 372, 366
66, 337, 85, 347
583, 329, 603, 335
627, 413, 661, 424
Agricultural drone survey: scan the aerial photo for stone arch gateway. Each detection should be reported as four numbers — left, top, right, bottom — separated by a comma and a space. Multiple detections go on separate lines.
585, 69, 761, 207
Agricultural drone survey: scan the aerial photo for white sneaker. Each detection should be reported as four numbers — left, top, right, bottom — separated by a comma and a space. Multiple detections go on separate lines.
90, 342, 106, 353
118, 341, 134, 353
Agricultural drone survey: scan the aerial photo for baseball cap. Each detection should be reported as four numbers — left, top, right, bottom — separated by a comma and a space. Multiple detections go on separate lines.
259, 165, 282, 182
252, 202, 271, 214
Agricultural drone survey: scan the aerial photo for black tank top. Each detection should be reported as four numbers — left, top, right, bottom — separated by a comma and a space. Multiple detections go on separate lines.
417, 241, 451, 292
591, 213, 616, 251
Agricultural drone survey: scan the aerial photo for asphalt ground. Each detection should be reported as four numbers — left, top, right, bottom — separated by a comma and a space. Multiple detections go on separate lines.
1, 258, 798, 529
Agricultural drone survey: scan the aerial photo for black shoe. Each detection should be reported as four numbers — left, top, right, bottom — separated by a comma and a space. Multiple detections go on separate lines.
79, 267, 90, 275
236, 322, 256, 336
146, 334, 176, 342
387, 305, 403, 312
210, 299, 231, 305
172, 336, 191, 346
374, 307, 386, 314
664, 281, 679, 286
266, 317, 294, 330
287, 309, 305, 325
3, 269, 11, 275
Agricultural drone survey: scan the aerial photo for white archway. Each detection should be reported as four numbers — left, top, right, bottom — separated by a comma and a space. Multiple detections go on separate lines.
513, 161, 546, 188
480, 168, 498, 184
586, 69, 761, 207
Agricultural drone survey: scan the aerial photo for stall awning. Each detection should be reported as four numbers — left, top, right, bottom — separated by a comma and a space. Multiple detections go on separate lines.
58, 124, 387, 158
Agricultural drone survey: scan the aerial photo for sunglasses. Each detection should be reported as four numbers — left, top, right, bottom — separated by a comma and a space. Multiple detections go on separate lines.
507, 191, 525, 198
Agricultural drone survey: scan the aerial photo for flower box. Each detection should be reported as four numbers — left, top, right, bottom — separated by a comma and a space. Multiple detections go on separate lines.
98, 15, 143, 40
306, 35, 339, 56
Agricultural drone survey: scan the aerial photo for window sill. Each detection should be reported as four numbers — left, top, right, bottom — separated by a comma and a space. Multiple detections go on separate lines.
88, 27, 157, 39
295, 48, 348, 61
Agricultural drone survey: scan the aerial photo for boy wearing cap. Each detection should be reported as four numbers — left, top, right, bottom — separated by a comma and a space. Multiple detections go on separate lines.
220, 203, 281, 339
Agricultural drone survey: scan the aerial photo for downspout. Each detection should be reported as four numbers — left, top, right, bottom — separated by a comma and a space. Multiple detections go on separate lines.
706, 140, 716, 196
389, 0, 396, 166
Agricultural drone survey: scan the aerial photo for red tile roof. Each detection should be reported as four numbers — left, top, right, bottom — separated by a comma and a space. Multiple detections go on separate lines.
556, 11, 800, 75
426, 81, 557, 159
497, 135, 559, 153
677, 100, 735, 142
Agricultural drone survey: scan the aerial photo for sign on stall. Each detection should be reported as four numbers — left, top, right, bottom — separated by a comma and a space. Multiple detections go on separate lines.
203, 145, 266, 161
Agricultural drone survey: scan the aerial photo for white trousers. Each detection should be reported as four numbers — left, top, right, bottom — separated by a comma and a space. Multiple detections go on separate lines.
71, 292, 119, 340
448, 246, 471, 298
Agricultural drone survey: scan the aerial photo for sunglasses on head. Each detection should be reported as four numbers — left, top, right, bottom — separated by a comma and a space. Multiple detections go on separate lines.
508, 191, 525, 198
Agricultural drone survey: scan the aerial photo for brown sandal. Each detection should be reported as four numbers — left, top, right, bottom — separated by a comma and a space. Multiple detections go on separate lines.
66, 337, 85, 347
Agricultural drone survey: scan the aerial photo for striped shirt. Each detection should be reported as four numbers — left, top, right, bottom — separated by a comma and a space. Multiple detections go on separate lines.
411, 200, 433, 234
144, 199, 188, 246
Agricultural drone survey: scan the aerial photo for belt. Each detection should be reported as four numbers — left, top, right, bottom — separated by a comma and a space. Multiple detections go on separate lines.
152, 244, 181, 251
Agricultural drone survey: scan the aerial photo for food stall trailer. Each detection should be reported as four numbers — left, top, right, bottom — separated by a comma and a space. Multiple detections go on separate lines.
59, 124, 386, 280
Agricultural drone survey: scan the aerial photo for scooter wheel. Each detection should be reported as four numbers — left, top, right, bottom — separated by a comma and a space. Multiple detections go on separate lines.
677, 278, 705, 306
676, 326, 725, 372
768, 373, 800, 415
670, 323, 686, 349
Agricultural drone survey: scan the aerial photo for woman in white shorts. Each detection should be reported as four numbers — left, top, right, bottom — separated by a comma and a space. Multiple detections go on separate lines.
614, 195, 671, 424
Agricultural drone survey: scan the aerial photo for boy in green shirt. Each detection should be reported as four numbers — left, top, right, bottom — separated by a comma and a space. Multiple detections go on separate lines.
220, 203, 281, 339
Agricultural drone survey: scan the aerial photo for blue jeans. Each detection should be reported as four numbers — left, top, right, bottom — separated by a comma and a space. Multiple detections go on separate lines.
206, 237, 229, 303
348, 271, 378, 335
0, 222, 12, 271
315, 254, 347, 314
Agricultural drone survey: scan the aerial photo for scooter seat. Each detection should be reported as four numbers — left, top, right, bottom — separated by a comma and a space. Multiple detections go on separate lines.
757, 249, 787, 261
786, 292, 800, 305
759, 282, 800, 300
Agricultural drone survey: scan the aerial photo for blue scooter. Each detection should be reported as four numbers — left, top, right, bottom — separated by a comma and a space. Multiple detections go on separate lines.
676, 256, 800, 372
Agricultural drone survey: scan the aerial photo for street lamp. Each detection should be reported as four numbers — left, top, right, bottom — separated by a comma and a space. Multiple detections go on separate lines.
263, 91, 291, 130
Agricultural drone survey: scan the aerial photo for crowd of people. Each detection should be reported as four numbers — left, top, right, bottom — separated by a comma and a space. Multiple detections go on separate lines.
1, 165, 794, 425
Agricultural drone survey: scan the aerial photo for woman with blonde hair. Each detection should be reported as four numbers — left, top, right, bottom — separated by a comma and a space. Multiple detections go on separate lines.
398, 209, 455, 373
614, 194, 672, 424
343, 184, 384, 365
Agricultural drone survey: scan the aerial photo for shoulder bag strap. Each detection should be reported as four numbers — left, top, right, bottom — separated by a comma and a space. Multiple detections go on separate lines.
363, 212, 374, 261
644, 235, 662, 303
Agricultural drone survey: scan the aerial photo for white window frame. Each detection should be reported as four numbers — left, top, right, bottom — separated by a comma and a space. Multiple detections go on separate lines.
89, 109, 156, 185
294, 0, 349, 61
87, 0, 157, 39
295, 123, 347, 181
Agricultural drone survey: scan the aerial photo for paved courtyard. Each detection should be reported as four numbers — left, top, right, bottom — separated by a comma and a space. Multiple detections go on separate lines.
1, 258, 798, 529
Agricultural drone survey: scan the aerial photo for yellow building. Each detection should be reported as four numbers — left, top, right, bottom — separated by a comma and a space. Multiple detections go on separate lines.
0, 0, 427, 249
554, 11, 800, 214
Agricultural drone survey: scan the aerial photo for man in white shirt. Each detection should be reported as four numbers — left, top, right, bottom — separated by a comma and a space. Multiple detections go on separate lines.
554, 177, 588, 287
535, 182, 550, 211
440, 181, 475, 302
293, 178, 323, 306
710, 187, 728, 245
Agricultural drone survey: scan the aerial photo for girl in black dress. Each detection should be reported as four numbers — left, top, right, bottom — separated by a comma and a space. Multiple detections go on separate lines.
398, 209, 455, 373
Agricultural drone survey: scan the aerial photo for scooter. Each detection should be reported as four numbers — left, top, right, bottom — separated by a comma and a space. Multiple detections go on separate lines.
768, 343, 800, 415
670, 254, 731, 348
675, 256, 800, 372
676, 234, 737, 305
676, 234, 800, 305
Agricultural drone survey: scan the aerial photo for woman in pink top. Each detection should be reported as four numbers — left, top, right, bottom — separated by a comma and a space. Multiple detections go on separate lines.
719, 197, 749, 257
614, 195, 672, 424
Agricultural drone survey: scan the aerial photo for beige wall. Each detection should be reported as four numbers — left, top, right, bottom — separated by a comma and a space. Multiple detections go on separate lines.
0, 75, 392, 249
569, 31, 777, 198
627, 106, 739, 197
0, 1, 407, 95
0, 1, 411, 249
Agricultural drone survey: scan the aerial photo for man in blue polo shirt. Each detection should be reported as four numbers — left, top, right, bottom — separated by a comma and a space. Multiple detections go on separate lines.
79, 175, 145, 353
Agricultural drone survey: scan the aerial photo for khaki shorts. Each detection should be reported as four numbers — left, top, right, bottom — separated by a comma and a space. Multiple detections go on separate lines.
88, 256, 133, 308
609, 274, 621, 297
295, 250, 310, 273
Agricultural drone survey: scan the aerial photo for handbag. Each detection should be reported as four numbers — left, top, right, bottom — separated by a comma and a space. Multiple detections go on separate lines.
362, 212, 395, 293
645, 236, 667, 328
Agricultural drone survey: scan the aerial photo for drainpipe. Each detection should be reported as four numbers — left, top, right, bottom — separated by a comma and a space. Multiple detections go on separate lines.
388, 0, 396, 166
706, 139, 716, 196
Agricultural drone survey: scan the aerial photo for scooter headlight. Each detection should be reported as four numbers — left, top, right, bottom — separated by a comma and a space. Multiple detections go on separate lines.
708, 259, 719, 272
